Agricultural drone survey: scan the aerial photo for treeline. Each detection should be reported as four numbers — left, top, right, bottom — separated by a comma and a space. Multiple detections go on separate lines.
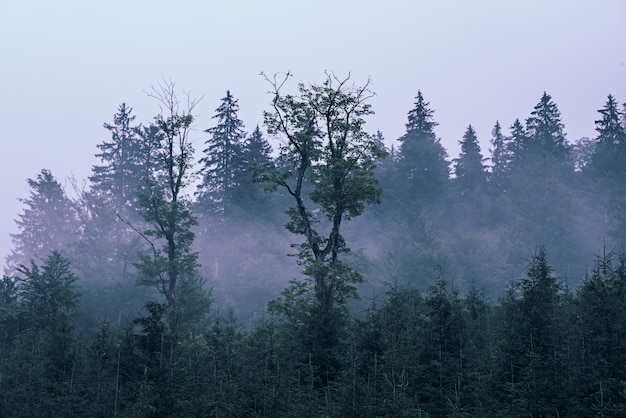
2, 248, 626, 416
1, 74, 626, 416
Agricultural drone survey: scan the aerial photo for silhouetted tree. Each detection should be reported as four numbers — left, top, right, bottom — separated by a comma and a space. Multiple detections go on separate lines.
6, 170, 78, 274
257, 72, 384, 385
197, 90, 247, 218
397, 91, 449, 204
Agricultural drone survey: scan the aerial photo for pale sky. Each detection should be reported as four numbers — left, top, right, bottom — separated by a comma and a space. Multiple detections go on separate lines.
1, 0, 625, 264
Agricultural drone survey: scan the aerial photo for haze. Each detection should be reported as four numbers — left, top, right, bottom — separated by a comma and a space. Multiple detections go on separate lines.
1, 0, 625, 261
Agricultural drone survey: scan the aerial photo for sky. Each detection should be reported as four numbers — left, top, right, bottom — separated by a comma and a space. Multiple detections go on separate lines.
0, 0, 625, 264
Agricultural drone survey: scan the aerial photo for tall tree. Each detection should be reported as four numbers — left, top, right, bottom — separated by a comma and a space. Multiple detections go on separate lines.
589, 94, 626, 182
257, 72, 384, 383
396, 91, 449, 203
6, 170, 78, 273
489, 120, 511, 178
89, 103, 161, 212
196, 90, 247, 218
574, 249, 626, 415
227, 124, 275, 218
454, 124, 487, 196
588, 95, 626, 247
495, 248, 569, 416
135, 81, 209, 335
524, 92, 570, 163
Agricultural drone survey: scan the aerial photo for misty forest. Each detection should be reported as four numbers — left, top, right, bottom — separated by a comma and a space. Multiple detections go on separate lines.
2, 73, 626, 417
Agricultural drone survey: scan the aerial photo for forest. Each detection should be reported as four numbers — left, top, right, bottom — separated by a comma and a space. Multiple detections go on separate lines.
1, 73, 626, 417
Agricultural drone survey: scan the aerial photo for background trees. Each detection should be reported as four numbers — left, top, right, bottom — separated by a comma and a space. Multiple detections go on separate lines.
5, 170, 78, 274
3, 77, 626, 416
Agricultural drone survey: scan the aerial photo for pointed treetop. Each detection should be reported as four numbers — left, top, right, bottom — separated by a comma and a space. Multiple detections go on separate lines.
595, 94, 626, 146
525, 92, 568, 152
454, 124, 486, 187
404, 90, 438, 139
490, 120, 512, 174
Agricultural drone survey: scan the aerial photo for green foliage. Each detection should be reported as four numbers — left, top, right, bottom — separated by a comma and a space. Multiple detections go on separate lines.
257, 72, 384, 384
197, 90, 248, 218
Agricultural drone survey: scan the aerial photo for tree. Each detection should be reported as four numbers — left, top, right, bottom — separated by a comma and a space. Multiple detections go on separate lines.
9, 251, 82, 416
228, 124, 275, 218
257, 72, 384, 383
196, 90, 247, 218
573, 249, 626, 415
489, 120, 511, 178
397, 91, 449, 203
588, 94, 626, 182
524, 92, 570, 164
454, 124, 487, 195
495, 248, 569, 416
135, 80, 209, 335
18, 251, 80, 330
507, 118, 527, 165
89, 103, 161, 213
6, 169, 78, 273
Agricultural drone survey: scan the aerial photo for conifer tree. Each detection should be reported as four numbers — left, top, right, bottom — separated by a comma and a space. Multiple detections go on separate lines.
489, 120, 511, 178
89, 103, 161, 212
228, 124, 274, 217
524, 92, 570, 163
454, 124, 487, 195
197, 90, 247, 218
6, 170, 78, 273
589, 94, 626, 182
397, 91, 449, 202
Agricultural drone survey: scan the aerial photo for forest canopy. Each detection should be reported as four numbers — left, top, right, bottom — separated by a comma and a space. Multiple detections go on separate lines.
2, 74, 626, 417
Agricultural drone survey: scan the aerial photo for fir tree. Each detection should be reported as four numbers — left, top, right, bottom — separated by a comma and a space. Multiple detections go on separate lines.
397, 91, 449, 203
489, 120, 511, 177
89, 103, 161, 213
524, 92, 570, 162
6, 170, 78, 273
454, 124, 487, 195
197, 90, 247, 218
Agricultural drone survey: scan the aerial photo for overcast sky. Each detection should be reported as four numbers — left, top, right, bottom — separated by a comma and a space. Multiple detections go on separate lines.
1, 0, 625, 264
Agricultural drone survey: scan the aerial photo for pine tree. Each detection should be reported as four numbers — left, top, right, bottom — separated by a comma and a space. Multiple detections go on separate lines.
508, 118, 527, 163
589, 94, 626, 182
495, 248, 568, 416
524, 92, 570, 163
574, 249, 626, 415
6, 170, 78, 273
89, 103, 160, 212
228, 124, 274, 218
197, 90, 247, 218
489, 120, 511, 178
454, 124, 487, 196
397, 91, 449, 203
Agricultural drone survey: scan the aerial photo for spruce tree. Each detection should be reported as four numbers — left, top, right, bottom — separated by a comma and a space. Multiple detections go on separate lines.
489, 120, 511, 178
454, 124, 487, 195
589, 94, 626, 182
89, 103, 160, 212
397, 91, 449, 203
197, 90, 247, 218
6, 170, 78, 273
524, 92, 570, 163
